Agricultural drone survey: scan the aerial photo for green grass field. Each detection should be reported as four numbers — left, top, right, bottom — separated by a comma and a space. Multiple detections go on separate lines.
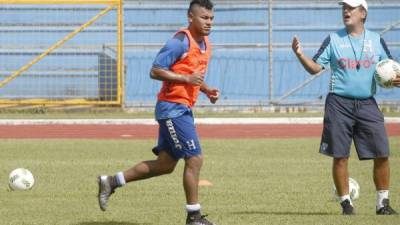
0, 138, 399, 225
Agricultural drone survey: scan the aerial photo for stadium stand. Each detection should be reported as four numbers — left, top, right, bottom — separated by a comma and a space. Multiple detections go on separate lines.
122, 0, 400, 107
0, 0, 399, 107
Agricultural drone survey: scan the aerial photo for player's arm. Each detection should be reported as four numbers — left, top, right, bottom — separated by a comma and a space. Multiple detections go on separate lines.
292, 36, 323, 75
150, 67, 204, 85
150, 35, 204, 85
200, 82, 219, 104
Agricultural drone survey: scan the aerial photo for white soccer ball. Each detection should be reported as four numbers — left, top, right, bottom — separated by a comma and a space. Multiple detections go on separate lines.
332, 177, 360, 201
8, 168, 35, 191
374, 59, 400, 88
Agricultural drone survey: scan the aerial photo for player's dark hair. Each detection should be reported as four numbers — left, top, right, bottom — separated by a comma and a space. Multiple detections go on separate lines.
188, 0, 214, 14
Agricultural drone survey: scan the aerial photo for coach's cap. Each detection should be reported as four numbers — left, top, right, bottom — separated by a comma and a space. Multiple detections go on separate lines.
339, 0, 368, 12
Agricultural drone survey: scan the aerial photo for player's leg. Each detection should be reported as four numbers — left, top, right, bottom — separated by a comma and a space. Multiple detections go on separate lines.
184, 154, 214, 225
97, 120, 180, 212
183, 154, 203, 205
164, 111, 215, 225
319, 93, 355, 215
97, 150, 178, 211
123, 150, 178, 182
354, 97, 397, 215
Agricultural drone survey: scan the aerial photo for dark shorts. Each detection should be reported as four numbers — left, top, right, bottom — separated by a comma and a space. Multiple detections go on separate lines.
152, 111, 201, 160
319, 93, 390, 160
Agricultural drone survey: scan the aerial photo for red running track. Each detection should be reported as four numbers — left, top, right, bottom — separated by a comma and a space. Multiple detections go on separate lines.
0, 124, 399, 139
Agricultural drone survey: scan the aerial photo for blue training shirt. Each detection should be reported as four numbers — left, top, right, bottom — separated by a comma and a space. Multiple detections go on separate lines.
313, 28, 392, 99
152, 32, 206, 120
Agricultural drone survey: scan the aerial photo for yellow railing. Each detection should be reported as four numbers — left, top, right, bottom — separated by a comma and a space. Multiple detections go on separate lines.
0, 0, 123, 106
2, 0, 120, 4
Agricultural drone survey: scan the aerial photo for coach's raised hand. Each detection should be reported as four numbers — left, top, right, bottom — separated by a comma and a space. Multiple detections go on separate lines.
291, 35, 322, 75
292, 36, 303, 58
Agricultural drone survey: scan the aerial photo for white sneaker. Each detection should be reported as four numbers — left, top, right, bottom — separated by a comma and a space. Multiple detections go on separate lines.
97, 175, 115, 211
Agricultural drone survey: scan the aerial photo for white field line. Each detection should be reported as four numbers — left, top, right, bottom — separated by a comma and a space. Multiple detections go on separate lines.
0, 117, 399, 125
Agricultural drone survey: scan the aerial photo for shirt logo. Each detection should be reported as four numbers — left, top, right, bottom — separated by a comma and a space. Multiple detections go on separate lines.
320, 142, 328, 152
363, 40, 373, 53
337, 53, 378, 70
166, 119, 182, 150
186, 140, 197, 150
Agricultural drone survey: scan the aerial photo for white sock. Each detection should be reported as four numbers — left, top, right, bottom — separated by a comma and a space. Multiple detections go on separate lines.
377, 190, 389, 209
186, 203, 201, 213
115, 171, 126, 187
340, 195, 353, 206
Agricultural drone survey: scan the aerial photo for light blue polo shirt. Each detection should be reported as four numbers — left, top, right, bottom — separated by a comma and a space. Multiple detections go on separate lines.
313, 28, 392, 99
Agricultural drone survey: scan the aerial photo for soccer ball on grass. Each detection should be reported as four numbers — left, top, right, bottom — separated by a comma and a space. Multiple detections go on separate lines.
8, 168, 35, 191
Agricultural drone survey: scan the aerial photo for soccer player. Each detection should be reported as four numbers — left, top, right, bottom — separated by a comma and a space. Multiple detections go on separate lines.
97, 0, 219, 224
292, 0, 399, 215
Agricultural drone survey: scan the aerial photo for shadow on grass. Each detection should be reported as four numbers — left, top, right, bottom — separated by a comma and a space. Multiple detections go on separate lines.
231, 211, 336, 216
75, 222, 151, 225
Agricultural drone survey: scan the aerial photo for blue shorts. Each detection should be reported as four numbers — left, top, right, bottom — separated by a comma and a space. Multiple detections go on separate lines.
319, 93, 390, 160
152, 111, 202, 160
